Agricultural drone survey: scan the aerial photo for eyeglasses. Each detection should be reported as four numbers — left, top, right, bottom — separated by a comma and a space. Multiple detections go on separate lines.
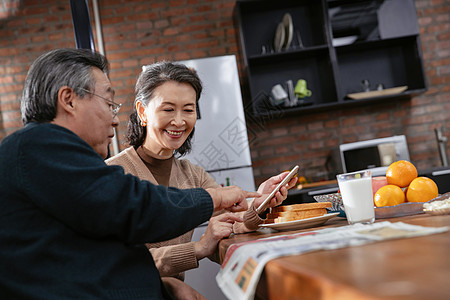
80, 88, 122, 117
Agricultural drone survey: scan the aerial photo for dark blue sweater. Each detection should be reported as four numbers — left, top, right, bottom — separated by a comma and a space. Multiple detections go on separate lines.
0, 123, 213, 299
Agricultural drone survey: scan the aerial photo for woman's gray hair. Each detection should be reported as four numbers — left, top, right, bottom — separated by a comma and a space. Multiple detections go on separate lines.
127, 61, 202, 157
21, 48, 109, 125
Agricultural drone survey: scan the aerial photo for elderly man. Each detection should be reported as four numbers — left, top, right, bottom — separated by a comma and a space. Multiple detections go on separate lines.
0, 48, 257, 299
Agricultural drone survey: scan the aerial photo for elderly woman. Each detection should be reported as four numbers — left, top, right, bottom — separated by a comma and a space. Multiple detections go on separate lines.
106, 61, 296, 281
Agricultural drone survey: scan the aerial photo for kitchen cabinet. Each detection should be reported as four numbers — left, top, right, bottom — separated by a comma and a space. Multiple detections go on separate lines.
235, 0, 427, 118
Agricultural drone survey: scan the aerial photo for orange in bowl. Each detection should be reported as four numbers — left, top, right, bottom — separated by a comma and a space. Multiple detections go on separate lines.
386, 160, 418, 188
374, 185, 406, 207
406, 177, 438, 203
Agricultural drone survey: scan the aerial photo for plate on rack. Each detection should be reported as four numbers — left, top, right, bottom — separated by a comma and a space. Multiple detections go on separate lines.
259, 212, 339, 231
274, 22, 285, 52
282, 13, 293, 50
347, 86, 408, 100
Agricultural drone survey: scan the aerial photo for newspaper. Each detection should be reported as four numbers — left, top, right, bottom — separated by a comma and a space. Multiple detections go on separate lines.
216, 221, 448, 300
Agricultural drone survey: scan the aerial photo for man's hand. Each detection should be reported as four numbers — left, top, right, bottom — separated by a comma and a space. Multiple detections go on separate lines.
206, 186, 260, 212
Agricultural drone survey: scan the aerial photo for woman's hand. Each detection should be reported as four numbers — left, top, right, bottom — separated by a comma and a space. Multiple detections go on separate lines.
162, 277, 206, 300
253, 171, 298, 210
194, 212, 242, 260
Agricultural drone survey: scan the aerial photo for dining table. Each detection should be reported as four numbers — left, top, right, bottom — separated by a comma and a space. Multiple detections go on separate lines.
218, 212, 450, 300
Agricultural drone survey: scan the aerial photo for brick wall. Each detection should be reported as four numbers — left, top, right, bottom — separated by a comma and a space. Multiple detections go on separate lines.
0, 0, 449, 187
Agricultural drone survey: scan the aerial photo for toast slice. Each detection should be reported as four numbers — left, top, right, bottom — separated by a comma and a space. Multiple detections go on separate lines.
272, 202, 331, 213
267, 208, 326, 220
264, 202, 331, 224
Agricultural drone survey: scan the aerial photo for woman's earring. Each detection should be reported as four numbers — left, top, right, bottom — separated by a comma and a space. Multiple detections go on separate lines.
141, 120, 147, 127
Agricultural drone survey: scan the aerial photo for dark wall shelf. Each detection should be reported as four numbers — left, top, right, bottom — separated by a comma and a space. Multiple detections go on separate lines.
236, 0, 427, 118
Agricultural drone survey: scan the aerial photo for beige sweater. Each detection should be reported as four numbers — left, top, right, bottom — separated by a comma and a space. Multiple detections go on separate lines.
106, 147, 262, 280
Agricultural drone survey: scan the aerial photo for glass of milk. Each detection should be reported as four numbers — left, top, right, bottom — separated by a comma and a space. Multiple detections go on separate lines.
337, 170, 375, 225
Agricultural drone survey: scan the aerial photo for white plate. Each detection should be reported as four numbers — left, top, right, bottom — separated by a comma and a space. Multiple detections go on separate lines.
332, 35, 358, 47
274, 22, 285, 52
259, 212, 340, 231
282, 13, 293, 50
347, 86, 408, 100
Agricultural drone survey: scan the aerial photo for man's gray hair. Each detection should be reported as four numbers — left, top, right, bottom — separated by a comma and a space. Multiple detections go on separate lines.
21, 48, 109, 125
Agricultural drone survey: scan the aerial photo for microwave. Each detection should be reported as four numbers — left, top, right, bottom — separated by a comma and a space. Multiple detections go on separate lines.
339, 135, 410, 177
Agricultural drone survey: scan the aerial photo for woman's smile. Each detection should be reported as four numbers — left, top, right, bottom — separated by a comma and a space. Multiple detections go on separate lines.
165, 129, 184, 137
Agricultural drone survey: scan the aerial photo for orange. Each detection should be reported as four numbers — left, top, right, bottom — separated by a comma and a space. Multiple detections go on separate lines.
386, 160, 418, 188
374, 185, 406, 207
406, 177, 438, 203
297, 176, 307, 184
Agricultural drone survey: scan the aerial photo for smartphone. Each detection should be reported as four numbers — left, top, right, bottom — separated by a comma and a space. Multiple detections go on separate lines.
255, 165, 299, 214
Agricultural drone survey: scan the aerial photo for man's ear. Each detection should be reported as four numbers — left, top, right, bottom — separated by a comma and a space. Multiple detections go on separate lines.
57, 86, 76, 115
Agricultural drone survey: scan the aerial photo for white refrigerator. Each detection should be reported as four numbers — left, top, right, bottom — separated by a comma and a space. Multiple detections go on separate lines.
178, 55, 255, 299
180, 55, 255, 192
